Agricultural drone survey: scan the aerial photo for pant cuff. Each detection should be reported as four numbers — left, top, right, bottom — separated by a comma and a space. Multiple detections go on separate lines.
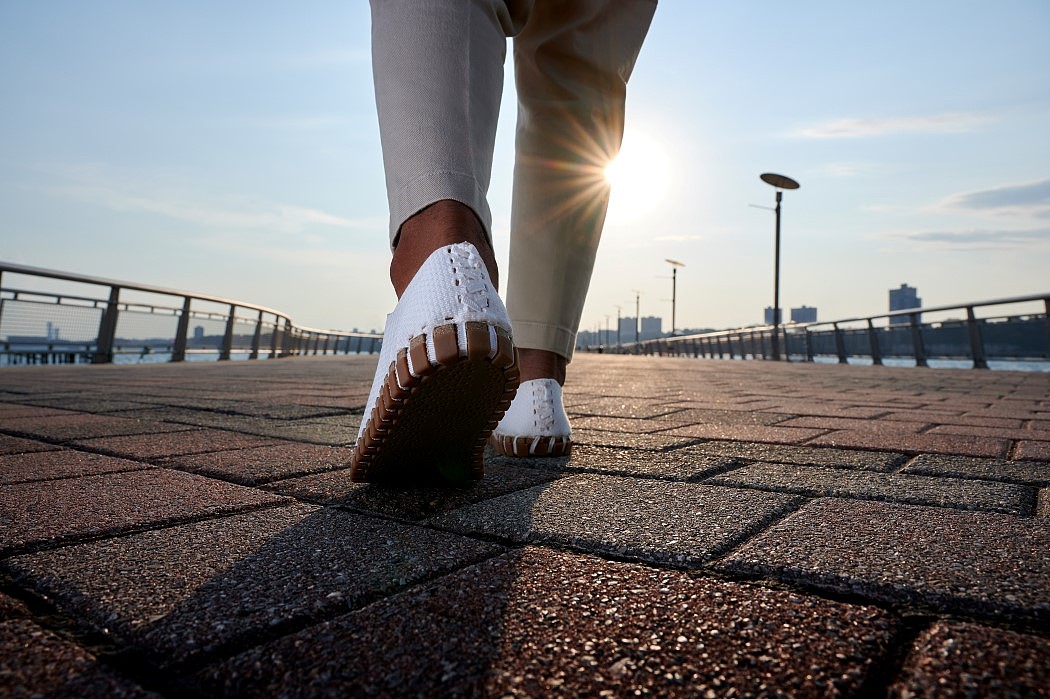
388, 170, 493, 249
511, 320, 577, 361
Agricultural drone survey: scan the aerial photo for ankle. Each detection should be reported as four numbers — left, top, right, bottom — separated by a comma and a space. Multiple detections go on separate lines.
517, 348, 567, 385
390, 200, 498, 297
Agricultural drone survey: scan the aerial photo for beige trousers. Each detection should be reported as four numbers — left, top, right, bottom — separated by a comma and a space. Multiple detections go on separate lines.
371, 0, 656, 359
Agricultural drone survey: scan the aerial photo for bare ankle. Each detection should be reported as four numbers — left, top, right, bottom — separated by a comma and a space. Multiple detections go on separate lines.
517, 348, 567, 385
390, 200, 498, 297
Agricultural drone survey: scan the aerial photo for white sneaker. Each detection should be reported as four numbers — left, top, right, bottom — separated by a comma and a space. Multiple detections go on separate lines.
350, 242, 519, 483
490, 378, 572, 457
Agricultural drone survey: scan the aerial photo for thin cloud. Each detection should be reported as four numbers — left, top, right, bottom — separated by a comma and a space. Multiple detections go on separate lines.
797, 112, 988, 139
876, 227, 1050, 251
941, 178, 1050, 214
820, 162, 874, 177
42, 164, 373, 235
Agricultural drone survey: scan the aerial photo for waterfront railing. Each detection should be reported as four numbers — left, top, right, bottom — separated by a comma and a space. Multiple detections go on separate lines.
602, 294, 1050, 370
0, 262, 382, 365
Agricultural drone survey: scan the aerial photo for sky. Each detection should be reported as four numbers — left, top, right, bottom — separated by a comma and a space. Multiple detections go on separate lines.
2, 1, 1049, 338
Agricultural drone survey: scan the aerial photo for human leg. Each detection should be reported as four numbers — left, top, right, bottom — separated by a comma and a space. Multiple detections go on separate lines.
492, 0, 657, 457
353, 0, 532, 482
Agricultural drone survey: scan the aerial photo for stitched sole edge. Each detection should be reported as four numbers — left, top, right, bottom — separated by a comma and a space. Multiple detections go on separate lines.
350, 321, 518, 483
490, 434, 572, 458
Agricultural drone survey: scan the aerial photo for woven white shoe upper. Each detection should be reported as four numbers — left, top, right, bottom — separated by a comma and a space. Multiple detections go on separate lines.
493, 378, 571, 439
357, 242, 511, 442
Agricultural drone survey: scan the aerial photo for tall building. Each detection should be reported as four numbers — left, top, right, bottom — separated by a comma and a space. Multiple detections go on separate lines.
791, 306, 817, 323
889, 284, 921, 325
640, 316, 662, 341
763, 307, 782, 325
619, 316, 636, 343
616, 316, 664, 342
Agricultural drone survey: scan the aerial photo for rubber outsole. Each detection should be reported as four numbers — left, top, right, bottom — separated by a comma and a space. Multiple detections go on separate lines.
490, 434, 572, 458
350, 321, 519, 484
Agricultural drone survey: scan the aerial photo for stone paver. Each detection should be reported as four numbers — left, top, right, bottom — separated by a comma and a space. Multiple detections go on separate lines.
571, 427, 695, 451
69, 429, 282, 460
0, 413, 198, 441
431, 474, 802, 566
890, 621, 1050, 698
5, 505, 502, 667
708, 462, 1033, 514
0, 618, 160, 698
0, 434, 63, 455
719, 498, 1050, 623
0, 449, 152, 485
0, 468, 285, 554
491, 444, 736, 481
807, 430, 1012, 458
902, 453, 1050, 485
682, 440, 908, 471
1, 354, 1048, 696
160, 443, 353, 485
266, 462, 562, 520
194, 547, 898, 698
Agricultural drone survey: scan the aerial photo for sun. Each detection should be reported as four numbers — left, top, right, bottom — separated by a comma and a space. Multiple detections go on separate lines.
604, 130, 670, 223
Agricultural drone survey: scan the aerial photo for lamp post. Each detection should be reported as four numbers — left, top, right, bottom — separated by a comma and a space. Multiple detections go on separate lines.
759, 173, 800, 360
615, 305, 622, 347
665, 259, 685, 334
632, 289, 641, 344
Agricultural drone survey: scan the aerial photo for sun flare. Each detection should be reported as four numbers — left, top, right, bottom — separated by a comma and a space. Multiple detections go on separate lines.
604, 130, 670, 223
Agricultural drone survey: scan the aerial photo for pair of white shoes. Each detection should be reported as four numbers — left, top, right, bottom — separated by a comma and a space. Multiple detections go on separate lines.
349, 242, 571, 484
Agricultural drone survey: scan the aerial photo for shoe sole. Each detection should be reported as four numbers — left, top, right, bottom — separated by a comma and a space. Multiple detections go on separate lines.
350, 321, 519, 484
490, 434, 572, 458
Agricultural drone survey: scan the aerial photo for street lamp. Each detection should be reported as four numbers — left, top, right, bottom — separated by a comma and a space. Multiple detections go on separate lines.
665, 259, 685, 334
632, 289, 641, 344
759, 173, 800, 360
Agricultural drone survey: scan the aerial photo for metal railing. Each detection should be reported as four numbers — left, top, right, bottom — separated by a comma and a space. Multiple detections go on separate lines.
601, 294, 1050, 370
0, 261, 382, 365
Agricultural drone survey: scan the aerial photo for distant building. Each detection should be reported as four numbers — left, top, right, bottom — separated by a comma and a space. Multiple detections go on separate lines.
889, 284, 921, 325
193, 325, 205, 341
640, 316, 662, 341
619, 317, 636, 342
791, 306, 817, 323
763, 307, 782, 325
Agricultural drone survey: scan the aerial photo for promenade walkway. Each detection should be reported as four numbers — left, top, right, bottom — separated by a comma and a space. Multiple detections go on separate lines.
1, 354, 1048, 697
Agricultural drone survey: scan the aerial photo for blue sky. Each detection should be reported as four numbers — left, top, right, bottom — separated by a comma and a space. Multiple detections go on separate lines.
2, 1, 1048, 336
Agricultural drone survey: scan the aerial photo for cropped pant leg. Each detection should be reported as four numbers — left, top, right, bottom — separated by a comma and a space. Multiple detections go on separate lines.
371, 0, 656, 359
507, 0, 656, 360
370, 0, 531, 246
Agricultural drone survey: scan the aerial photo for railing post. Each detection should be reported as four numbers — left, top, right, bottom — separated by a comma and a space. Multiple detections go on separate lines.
1045, 298, 1050, 358
93, 286, 121, 364
172, 296, 191, 362
966, 306, 988, 369
804, 328, 814, 363
322, 334, 330, 355
833, 322, 848, 364
909, 312, 928, 367
270, 316, 280, 358
250, 309, 263, 360
219, 304, 236, 360
867, 319, 882, 366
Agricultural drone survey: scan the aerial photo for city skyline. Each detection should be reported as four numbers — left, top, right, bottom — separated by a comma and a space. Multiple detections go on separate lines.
2, 2, 1048, 337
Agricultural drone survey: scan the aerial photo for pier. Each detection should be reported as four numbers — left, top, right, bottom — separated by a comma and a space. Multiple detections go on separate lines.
1, 353, 1047, 696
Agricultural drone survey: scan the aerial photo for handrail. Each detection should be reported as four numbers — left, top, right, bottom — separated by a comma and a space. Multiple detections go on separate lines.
1, 261, 288, 318
0, 260, 383, 365
601, 292, 1050, 370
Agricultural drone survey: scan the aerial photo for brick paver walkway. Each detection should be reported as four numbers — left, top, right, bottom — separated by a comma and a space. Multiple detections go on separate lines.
1, 354, 1048, 697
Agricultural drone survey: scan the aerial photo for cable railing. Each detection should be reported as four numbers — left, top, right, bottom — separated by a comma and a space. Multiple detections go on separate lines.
0, 261, 382, 366
600, 293, 1050, 370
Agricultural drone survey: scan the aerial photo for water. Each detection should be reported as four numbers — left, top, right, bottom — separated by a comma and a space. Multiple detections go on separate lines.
806, 355, 1050, 372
